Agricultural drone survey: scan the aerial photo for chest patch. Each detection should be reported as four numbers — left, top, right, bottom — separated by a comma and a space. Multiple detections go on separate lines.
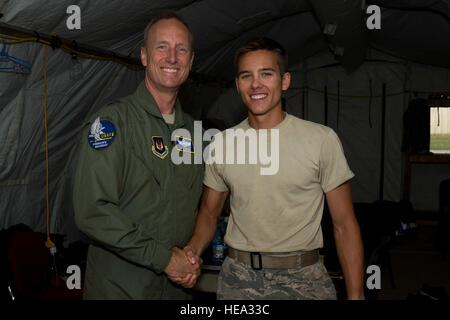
152, 136, 169, 159
88, 117, 116, 150
175, 136, 194, 153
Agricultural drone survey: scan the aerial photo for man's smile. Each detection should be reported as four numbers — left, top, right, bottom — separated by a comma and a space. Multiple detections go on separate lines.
161, 67, 179, 73
250, 93, 268, 100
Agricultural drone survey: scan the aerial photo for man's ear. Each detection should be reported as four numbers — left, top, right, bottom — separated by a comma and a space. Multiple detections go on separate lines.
140, 47, 148, 67
281, 72, 291, 91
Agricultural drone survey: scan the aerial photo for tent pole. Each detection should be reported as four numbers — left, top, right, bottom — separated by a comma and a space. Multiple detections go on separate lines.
324, 85, 328, 126
302, 60, 308, 120
379, 83, 386, 201
301, 85, 305, 119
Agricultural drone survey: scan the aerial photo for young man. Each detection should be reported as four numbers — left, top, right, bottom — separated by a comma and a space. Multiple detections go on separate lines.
73, 11, 203, 299
175, 38, 365, 300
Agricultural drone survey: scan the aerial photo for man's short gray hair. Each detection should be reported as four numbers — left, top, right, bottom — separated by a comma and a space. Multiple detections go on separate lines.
143, 10, 194, 50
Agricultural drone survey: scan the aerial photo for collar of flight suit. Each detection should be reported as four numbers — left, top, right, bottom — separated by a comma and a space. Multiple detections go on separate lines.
135, 81, 186, 129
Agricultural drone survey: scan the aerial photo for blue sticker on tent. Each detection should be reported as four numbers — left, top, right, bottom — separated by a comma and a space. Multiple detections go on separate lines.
88, 117, 116, 150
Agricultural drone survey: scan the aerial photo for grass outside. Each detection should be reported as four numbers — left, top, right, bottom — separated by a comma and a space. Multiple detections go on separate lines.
430, 134, 450, 150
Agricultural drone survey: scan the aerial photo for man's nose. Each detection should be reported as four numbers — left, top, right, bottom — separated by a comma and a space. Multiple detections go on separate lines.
251, 76, 262, 89
166, 47, 177, 64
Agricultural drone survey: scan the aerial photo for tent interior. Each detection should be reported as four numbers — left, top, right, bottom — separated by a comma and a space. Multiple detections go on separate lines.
0, 0, 449, 300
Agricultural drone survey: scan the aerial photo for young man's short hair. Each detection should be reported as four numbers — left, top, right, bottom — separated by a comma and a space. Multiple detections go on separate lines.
234, 37, 288, 76
143, 10, 194, 50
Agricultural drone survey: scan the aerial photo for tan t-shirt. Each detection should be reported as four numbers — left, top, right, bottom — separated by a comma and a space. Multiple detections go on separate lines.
161, 111, 175, 124
204, 113, 354, 252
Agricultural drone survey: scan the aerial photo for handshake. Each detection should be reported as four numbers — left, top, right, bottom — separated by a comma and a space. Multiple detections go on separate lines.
164, 246, 203, 288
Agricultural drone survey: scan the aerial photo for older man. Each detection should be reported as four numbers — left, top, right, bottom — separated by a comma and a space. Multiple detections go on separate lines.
73, 11, 203, 299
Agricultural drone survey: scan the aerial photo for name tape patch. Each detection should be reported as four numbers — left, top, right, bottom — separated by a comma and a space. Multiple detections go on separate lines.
175, 136, 194, 153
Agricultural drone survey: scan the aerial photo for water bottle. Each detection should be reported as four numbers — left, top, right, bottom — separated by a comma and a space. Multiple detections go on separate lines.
211, 223, 225, 263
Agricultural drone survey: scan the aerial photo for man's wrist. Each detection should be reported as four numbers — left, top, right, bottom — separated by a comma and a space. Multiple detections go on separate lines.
185, 243, 200, 256
347, 290, 365, 300
154, 245, 173, 274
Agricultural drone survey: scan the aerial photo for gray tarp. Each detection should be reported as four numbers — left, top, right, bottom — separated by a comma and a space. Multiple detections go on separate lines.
1, 0, 449, 243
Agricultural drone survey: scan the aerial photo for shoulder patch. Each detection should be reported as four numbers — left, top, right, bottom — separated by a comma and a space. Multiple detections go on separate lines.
88, 117, 116, 150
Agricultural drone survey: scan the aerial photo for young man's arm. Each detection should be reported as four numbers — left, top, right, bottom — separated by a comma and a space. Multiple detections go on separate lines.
326, 182, 365, 300
187, 186, 229, 256
168, 186, 229, 288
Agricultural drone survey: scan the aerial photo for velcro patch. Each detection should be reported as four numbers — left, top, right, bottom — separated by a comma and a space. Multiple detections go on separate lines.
175, 136, 194, 153
88, 117, 116, 150
152, 136, 169, 159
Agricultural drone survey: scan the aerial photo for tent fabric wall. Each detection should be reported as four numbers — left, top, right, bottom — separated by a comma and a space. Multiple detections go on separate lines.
0, 40, 143, 243
407, 64, 450, 211
2, 0, 449, 80
292, 49, 450, 211
300, 50, 406, 205
1, 1, 449, 244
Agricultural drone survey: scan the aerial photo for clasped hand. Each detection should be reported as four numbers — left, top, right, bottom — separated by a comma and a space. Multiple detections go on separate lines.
164, 246, 202, 288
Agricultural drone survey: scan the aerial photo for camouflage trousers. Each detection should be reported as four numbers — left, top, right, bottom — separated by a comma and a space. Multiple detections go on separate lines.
217, 256, 337, 300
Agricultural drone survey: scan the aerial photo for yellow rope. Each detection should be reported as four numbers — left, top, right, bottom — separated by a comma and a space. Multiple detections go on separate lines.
0, 34, 141, 249
0, 33, 141, 70
43, 44, 55, 249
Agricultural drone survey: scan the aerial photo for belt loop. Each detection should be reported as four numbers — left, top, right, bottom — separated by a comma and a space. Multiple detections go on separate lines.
250, 252, 262, 270
296, 253, 303, 268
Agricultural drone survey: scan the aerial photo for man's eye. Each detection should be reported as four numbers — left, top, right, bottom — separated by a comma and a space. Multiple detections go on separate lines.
262, 72, 273, 77
157, 45, 167, 50
240, 74, 251, 80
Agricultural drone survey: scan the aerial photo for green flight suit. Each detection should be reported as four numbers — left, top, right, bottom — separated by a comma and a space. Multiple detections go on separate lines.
73, 82, 204, 299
